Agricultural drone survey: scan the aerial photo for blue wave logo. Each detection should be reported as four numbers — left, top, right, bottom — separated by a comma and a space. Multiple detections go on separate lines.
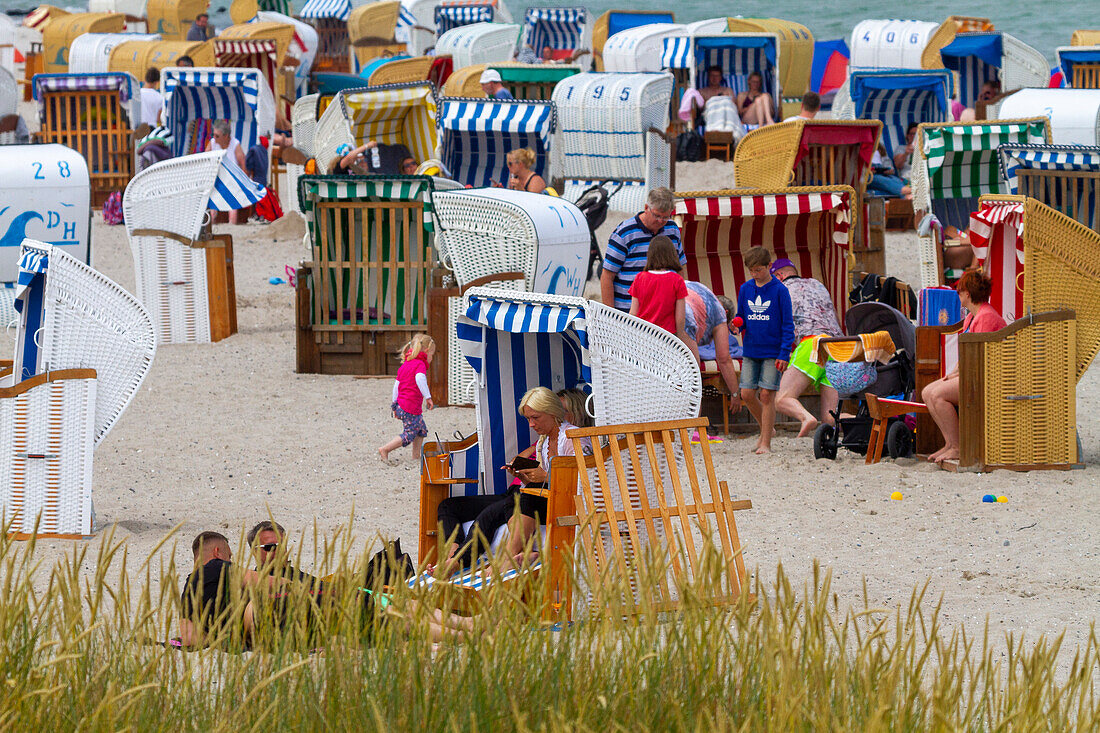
0, 207, 78, 248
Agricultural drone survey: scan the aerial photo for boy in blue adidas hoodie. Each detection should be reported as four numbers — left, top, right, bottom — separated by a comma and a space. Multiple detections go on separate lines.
735, 247, 794, 454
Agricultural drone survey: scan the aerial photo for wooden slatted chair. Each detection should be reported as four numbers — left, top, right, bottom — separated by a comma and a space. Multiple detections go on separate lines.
566, 417, 752, 617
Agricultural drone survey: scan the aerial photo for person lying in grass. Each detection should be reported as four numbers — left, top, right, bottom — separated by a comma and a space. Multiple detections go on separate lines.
178, 531, 477, 649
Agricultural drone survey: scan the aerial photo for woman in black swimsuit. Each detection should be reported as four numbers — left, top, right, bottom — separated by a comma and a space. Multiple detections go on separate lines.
735, 71, 775, 126
505, 147, 547, 194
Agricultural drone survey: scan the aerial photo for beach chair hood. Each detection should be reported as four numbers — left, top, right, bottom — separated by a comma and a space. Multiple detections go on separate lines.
998, 143, 1100, 229
162, 67, 276, 156
847, 70, 953, 156
439, 97, 555, 188
300, 0, 351, 22
32, 72, 141, 126
521, 7, 588, 56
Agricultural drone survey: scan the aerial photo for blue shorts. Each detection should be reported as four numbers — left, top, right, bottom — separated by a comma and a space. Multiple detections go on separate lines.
739, 357, 782, 391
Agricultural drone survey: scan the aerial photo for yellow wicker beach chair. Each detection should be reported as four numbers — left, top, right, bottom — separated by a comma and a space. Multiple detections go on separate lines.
108, 39, 213, 77
365, 55, 433, 86
43, 12, 125, 72
146, 0, 208, 41
1071, 30, 1100, 47
348, 1, 406, 70
920, 15, 993, 69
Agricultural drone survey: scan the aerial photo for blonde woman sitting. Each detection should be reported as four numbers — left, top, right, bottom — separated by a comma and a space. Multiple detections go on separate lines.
504, 147, 546, 194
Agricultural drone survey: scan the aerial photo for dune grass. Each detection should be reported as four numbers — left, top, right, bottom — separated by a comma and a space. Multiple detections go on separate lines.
0, 524, 1097, 731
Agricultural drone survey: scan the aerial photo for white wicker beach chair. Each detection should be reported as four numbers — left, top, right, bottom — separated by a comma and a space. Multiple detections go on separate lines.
431, 187, 588, 404
997, 89, 1100, 147
396, 0, 514, 57
2, 238, 155, 538
313, 82, 437, 175
124, 150, 264, 344
551, 72, 672, 213
910, 118, 1050, 288
284, 92, 320, 214
68, 32, 161, 74
435, 22, 519, 69
848, 19, 941, 71
602, 23, 682, 73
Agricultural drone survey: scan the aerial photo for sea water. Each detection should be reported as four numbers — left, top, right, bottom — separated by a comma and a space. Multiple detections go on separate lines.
5, 0, 1088, 64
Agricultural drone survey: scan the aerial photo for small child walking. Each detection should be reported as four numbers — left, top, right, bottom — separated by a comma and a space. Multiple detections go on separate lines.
378, 334, 435, 462
736, 247, 794, 454
628, 234, 695, 353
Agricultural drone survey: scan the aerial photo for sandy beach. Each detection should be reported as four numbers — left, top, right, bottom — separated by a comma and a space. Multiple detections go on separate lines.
13, 153, 1100, 666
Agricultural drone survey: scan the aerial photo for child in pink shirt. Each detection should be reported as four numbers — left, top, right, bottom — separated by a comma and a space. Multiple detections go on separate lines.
378, 334, 435, 462
629, 235, 691, 343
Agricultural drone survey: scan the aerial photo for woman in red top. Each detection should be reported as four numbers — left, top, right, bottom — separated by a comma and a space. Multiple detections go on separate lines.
923, 270, 1007, 464
628, 235, 690, 343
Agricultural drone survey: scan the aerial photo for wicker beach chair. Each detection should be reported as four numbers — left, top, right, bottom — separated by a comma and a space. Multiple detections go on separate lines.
591, 10, 674, 71
161, 67, 276, 161
43, 13, 126, 72
68, 33, 161, 75
313, 82, 436, 176
438, 97, 555, 187
364, 55, 433, 86
0, 67, 23, 144
282, 92, 319, 214
427, 188, 588, 405
215, 21, 298, 121
395, 0, 513, 58
295, 174, 457, 375
108, 39, 214, 77
32, 72, 141, 207
1057, 46, 1100, 90
999, 143, 1100, 233
124, 151, 263, 344
726, 17, 813, 118
519, 7, 591, 68
567, 417, 752, 617
300, 0, 351, 73
433, 1, 496, 37
1, 239, 155, 538
836, 70, 953, 161
435, 22, 519, 69
910, 118, 1050, 288
416, 288, 701, 616
146, 0, 207, 40
347, 1, 406, 72
552, 71, 672, 214
919, 16, 994, 70
938, 33, 1049, 111
601, 23, 682, 73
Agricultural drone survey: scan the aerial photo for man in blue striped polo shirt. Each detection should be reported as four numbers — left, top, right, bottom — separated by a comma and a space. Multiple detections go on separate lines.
599, 187, 684, 311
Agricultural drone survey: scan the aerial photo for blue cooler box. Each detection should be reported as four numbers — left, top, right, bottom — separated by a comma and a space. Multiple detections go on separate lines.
919, 287, 962, 327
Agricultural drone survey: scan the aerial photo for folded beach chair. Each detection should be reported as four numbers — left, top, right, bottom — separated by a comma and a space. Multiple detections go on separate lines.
998, 143, 1100, 233
1, 239, 155, 538
997, 89, 1100, 146
347, 1, 406, 73
601, 22, 682, 73
68, 33, 161, 75
43, 12, 126, 72
146, 0, 209, 41
910, 118, 1050, 288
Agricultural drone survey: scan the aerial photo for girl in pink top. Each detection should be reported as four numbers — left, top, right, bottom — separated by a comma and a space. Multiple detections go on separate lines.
923, 270, 1007, 465
378, 334, 435, 462
629, 235, 692, 351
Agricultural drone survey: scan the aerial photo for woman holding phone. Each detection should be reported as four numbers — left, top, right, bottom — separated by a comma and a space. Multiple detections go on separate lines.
434, 387, 591, 573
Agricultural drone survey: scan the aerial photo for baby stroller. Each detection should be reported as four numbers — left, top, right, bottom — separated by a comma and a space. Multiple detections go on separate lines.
813, 302, 917, 460
573, 181, 623, 282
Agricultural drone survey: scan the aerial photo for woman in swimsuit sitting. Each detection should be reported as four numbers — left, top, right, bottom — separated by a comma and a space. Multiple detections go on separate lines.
505, 147, 546, 194
735, 72, 775, 126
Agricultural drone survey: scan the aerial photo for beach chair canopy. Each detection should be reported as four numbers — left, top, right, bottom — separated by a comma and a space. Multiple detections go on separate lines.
454, 288, 700, 496
521, 7, 587, 57
434, 2, 495, 36
811, 38, 849, 96
435, 22, 519, 69
438, 97, 555, 187
213, 38, 280, 95
68, 32, 161, 74
847, 70, 953, 156
848, 19, 940, 71
1057, 47, 1100, 89
310, 71, 364, 96
108, 39, 214, 77
162, 67, 276, 156
551, 71, 673, 213
661, 32, 780, 101
601, 10, 674, 41
726, 17, 813, 98
12, 240, 155, 447
998, 143, 1100, 230
299, 0, 351, 22
997, 89, 1100, 146
314, 82, 437, 174
32, 71, 142, 125
969, 196, 1100, 380
675, 187, 853, 321
602, 23, 683, 73
734, 119, 881, 192
940, 32, 1049, 107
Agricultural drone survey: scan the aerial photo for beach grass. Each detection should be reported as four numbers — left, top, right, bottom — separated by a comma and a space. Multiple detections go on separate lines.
0, 524, 1098, 731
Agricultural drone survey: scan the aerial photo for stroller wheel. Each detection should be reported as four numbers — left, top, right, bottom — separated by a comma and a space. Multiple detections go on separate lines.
813, 423, 838, 460
886, 420, 913, 459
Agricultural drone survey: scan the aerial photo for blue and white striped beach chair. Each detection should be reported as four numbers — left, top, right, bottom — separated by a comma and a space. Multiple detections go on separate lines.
434, 2, 494, 36
999, 143, 1100, 232
438, 97, 554, 188
520, 7, 589, 65
939, 32, 1048, 109
301, 0, 352, 73
841, 69, 953, 159
1057, 46, 1100, 90
910, 118, 1050, 288
161, 67, 276, 159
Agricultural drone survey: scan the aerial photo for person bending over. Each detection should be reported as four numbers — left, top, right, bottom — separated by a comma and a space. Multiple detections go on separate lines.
682, 283, 742, 412
923, 270, 1006, 465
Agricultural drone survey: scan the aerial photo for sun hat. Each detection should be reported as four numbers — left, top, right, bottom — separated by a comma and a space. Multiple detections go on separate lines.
479, 69, 502, 84
769, 257, 796, 275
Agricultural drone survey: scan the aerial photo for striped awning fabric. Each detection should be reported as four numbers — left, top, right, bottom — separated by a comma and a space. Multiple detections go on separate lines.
675, 190, 852, 319
296, 175, 436, 229
439, 98, 555, 187
661, 36, 691, 70
257, 0, 291, 15
434, 3, 494, 36
299, 0, 351, 21
999, 143, 1100, 189
208, 155, 266, 211
213, 39, 278, 94
850, 71, 953, 158
521, 6, 586, 52
969, 201, 1024, 322
408, 561, 540, 590
163, 69, 265, 157
940, 33, 1002, 107
923, 120, 1048, 199
13, 244, 48, 383
395, 4, 417, 44
341, 83, 438, 166
33, 72, 137, 121
457, 290, 590, 495
1058, 46, 1100, 87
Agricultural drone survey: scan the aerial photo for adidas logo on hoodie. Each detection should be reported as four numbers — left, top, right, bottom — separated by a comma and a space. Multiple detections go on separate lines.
746, 295, 771, 321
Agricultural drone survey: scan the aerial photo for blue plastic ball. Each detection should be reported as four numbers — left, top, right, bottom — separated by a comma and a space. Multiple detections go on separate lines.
982, 494, 996, 503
